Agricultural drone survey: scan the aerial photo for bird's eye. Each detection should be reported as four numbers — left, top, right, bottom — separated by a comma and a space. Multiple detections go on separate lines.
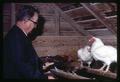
88, 39, 91, 42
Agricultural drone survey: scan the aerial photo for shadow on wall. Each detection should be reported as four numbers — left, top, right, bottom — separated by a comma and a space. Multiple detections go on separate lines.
28, 15, 46, 41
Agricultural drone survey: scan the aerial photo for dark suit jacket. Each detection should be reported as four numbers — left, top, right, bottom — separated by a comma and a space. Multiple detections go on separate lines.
3, 25, 47, 79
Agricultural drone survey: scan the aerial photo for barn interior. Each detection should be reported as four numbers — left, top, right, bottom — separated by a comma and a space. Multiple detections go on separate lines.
3, 3, 117, 80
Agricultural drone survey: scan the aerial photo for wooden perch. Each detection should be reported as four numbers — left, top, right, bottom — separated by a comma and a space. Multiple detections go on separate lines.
50, 69, 90, 79
83, 66, 117, 79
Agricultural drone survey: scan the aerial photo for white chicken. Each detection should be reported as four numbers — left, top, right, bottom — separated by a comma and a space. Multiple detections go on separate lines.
77, 45, 93, 68
88, 36, 117, 72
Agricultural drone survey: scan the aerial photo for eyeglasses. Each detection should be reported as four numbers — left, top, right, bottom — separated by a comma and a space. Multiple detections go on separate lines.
29, 19, 38, 25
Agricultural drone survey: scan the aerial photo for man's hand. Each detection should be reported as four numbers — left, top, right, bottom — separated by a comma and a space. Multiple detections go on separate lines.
45, 71, 56, 79
48, 75, 56, 79
43, 62, 54, 70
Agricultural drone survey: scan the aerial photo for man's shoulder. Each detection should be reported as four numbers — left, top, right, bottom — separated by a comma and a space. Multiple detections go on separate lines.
6, 26, 25, 38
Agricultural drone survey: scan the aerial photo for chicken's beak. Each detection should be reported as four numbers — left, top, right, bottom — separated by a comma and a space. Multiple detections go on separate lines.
87, 38, 94, 46
87, 39, 91, 45
88, 39, 91, 42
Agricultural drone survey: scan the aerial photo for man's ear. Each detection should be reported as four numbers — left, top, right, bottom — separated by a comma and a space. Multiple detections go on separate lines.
23, 17, 30, 23
22, 19, 27, 24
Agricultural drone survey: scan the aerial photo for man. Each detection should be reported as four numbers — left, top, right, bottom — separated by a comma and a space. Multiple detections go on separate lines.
3, 5, 54, 79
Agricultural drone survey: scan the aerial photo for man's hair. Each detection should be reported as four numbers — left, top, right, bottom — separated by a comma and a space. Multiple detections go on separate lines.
16, 5, 39, 22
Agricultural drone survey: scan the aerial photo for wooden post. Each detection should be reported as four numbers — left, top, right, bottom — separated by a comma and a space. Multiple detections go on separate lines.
11, 3, 15, 27
54, 8, 60, 36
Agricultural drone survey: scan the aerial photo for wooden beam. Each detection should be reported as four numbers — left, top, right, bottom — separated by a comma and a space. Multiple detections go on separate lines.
77, 15, 116, 23
83, 66, 117, 79
64, 3, 116, 19
77, 15, 117, 30
60, 31, 80, 36
57, 3, 74, 9
50, 69, 91, 79
87, 28, 113, 36
54, 8, 60, 35
64, 6, 92, 19
50, 3, 90, 36
80, 3, 117, 35
104, 3, 117, 12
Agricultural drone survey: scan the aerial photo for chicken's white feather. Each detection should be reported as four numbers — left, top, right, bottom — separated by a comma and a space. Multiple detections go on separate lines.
90, 37, 117, 72
77, 46, 93, 67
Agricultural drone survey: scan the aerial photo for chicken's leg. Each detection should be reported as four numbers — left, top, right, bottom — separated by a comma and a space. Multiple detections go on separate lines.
72, 71, 77, 75
104, 65, 110, 73
99, 63, 106, 71
54, 66, 58, 71
81, 61, 83, 67
88, 62, 91, 68
78, 59, 83, 67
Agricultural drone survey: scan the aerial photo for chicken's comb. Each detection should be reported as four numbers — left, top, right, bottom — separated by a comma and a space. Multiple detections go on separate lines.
88, 35, 95, 42
88, 35, 94, 39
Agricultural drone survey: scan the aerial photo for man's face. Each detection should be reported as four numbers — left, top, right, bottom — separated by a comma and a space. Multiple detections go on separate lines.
26, 12, 39, 33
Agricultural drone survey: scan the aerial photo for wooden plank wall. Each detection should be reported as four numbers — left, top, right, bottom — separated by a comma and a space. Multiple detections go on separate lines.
32, 36, 117, 57
3, 3, 21, 36
3, 3, 12, 32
